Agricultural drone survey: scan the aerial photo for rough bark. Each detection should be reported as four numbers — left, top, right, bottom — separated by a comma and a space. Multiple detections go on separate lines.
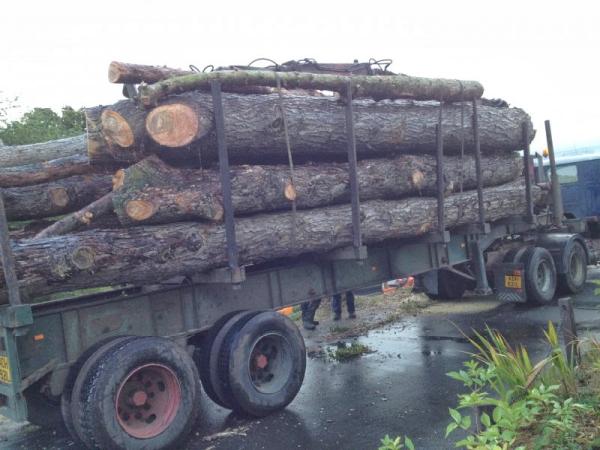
140, 93, 533, 163
0, 154, 97, 187
137, 70, 484, 106
34, 193, 115, 238
3, 174, 112, 221
112, 154, 522, 225
0, 181, 542, 301
0, 135, 86, 168
109, 61, 192, 84
86, 103, 151, 164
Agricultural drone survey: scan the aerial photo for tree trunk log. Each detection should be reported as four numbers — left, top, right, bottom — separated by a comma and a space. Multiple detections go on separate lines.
0, 135, 86, 168
137, 70, 484, 106
86, 102, 152, 164
34, 193, 115, 238
139, 93, 533, 164
112, 154, 522, 225
109, 61, 192, 84
1, 181, 542, 301
3, 174, 112, 221
0, 154, 97, 187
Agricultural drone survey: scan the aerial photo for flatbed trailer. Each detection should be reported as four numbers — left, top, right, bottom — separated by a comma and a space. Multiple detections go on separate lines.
0, 67, 592, 448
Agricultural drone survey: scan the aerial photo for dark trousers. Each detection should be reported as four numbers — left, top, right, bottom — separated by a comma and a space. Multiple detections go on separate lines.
301, 299, 321, 322
332, 291, 355, 316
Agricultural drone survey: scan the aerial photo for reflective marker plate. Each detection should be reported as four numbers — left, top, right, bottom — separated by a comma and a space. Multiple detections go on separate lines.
504, 275, 522, 289
0, 356, 11, 383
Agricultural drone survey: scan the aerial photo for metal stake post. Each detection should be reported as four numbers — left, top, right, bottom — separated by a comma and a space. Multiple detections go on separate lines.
211, 81, 243, 282
545, 120, 564, 227
522, 123, 535, 224
559, 297, 580, 365
345, 82, 366, 259
435, 104, 445, 234
0, 190, 21, 306
472, 100, 486, 230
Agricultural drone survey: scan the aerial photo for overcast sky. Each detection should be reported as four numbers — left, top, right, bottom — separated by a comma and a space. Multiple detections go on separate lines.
2, 0, 599, 152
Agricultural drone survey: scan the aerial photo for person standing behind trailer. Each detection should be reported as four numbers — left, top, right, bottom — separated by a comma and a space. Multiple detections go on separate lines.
332, 291, 356, 321
301, 298, 322, 330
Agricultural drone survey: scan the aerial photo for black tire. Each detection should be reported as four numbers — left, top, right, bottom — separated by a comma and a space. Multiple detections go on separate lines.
195, 311, 240, 408
71, 336, 200, 450
227, 311, 306, 417
520, 247, 557, 305
558, 241, 587, 295
209, 311, 262, 409
62, 335, 134, 446
426, 269, 468, 300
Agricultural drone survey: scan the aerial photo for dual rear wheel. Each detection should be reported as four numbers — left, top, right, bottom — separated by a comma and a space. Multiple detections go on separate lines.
60, 311, 305, 449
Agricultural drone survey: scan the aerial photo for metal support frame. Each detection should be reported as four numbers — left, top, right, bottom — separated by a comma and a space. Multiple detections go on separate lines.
545, 120, 564, 227
210, 81, 243, 283
469, 240, 492, 295
344, 82, 367, 259
522, 122, 535, 224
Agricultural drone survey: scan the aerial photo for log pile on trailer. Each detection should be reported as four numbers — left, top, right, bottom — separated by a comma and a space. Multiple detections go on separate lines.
0, 59, 543, 302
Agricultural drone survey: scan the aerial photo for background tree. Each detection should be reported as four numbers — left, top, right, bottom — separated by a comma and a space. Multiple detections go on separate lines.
0, 106, 85, 146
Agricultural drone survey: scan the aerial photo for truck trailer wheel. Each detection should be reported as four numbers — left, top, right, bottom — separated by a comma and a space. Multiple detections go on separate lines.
70, 336, 200, 450
226, 311, 306, 417
62, 335, 134, 446
521, 247, 557, 305
558, 241, 587, 294
195, 311, 240, 408
208, 311, 263, 409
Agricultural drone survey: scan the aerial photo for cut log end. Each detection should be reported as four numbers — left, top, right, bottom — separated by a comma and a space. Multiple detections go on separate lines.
125, 199, 156, 221
71, 246, 96, 270
146, 104, 200, 147
108, 62, 125, 83
284, 183, 297, 201
49, 187, 69, 207
113, 169, 125, 190
411, 170, 425, 189
101, 109, 135, 148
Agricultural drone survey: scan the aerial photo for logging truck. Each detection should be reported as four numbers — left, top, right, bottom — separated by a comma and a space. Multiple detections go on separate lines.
0, 68, 593, 448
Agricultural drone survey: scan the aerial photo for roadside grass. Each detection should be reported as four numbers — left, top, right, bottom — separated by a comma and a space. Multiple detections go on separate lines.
380, 321, 600, 450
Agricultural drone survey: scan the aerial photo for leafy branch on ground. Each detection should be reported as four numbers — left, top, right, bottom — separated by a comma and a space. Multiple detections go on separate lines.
327, 341, 372, 361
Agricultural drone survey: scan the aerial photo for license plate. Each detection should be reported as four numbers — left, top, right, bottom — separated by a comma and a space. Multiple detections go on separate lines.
0, 356, 11, 383
504, 275, 522, 289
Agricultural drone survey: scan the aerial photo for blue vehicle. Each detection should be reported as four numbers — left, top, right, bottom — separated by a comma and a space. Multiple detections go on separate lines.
552, 146, 600, 221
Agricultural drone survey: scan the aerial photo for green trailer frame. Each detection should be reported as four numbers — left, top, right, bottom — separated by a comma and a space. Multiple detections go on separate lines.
0, 217, 538, 422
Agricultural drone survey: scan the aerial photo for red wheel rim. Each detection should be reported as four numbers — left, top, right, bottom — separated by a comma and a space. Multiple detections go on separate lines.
115, 364, 181, 439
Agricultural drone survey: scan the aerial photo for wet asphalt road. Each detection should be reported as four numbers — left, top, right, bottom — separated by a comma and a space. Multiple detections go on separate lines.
2, 267, 600, 450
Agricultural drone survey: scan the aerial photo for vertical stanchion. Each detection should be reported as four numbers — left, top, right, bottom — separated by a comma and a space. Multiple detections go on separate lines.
472, 100, 486, 229
345, 82, 364, 258
0, 190, 21, 305
211, 81, 242, 281
522, 123, 534, 224
545, 120, 564, 227
435, 103, 445, 234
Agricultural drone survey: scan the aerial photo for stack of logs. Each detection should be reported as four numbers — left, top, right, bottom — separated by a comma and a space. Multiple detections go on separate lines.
0, 61, 543, 302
